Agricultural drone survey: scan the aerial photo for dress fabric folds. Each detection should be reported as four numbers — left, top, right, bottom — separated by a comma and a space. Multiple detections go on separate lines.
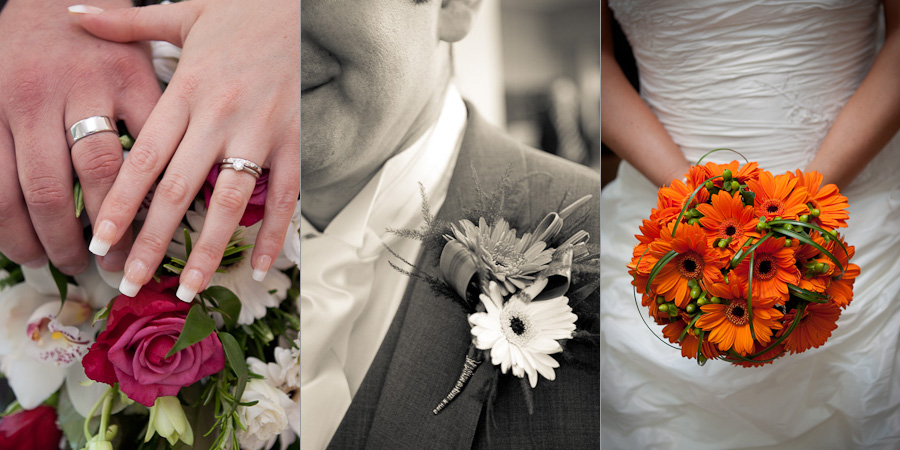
601, 1, 900, 448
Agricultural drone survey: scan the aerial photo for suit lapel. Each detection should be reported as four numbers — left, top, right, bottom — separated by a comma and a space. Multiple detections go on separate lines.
329, 105, 530, 449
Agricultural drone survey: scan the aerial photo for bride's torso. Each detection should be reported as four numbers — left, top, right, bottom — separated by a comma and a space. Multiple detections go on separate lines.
609, 0, 890, 178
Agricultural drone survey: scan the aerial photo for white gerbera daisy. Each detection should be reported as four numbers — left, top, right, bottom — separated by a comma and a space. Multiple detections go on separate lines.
168, 203, 291, 325
468, 281, 577, 388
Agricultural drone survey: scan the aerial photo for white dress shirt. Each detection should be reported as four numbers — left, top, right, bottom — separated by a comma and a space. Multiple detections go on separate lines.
300, 86, 467, 450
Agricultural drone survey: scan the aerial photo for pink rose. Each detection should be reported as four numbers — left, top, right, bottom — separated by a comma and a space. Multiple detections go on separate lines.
0, 405, 63, 450
204, 166, 269, 226
82, 278, 225, 407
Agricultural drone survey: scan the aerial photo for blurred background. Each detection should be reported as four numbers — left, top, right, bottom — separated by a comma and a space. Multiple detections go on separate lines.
455, 0, 601, 174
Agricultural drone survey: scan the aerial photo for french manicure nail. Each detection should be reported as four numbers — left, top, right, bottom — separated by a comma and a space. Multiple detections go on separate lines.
119, 259, 149, 297
68, 5, 104, 15
89, 220, 117, 256
251, 255, 272, 282
177, 269, 204, 303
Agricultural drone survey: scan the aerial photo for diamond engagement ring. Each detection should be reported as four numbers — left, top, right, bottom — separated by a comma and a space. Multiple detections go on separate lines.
220, 157, 262, 179
68, 116, 117, 147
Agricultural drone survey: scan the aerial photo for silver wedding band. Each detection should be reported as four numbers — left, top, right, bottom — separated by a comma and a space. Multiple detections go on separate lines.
220, 157, 262, 179
68, 116, 117, 148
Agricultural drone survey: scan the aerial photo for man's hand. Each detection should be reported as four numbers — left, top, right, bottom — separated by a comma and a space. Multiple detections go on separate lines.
0, 0, 161, 274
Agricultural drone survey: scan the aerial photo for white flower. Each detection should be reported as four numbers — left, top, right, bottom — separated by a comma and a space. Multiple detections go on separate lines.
0, 266, 95, 408
236, 379, 293, 450
145, 396, 193, 446
168, 203, 290, 325
247, 343, 300, 447
278, 201, 301, 269
468, 281, 577, 388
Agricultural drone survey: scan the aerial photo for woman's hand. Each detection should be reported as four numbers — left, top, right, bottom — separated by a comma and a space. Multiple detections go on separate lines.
807, 1, 900, 188
600, 0, 689, 187
72, 0, 300, 300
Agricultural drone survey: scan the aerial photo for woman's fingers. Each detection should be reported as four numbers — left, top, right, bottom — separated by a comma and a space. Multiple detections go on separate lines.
176, 165, 261, 302
251, 148, 300, 281
88, 79, 190, 269
70, 2, 197, 47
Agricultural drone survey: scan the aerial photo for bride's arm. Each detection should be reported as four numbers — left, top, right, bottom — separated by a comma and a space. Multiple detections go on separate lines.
806, 1, 900, 188
601, 0, 690, 187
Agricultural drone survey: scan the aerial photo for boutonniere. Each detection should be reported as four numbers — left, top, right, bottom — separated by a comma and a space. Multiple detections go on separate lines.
390, 176, 599, 415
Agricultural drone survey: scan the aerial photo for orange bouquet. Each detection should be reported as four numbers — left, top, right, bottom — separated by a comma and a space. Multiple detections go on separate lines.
629, 155, 859, 366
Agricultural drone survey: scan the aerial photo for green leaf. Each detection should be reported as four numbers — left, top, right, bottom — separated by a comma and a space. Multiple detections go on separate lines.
166, 304, 216, 358
645, 250, 678, 295
218, 332, 249, 420
92, 298, 115, 326
74, 181, 85, 218
48, 262, 68, 305
788, 284, 829, 303
774, 227, 844, 276
205, 286, 242, 330
184, 228, 193, 257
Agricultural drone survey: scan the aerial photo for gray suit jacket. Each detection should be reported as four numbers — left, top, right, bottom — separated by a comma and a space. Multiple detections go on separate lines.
328, 104, 601, 450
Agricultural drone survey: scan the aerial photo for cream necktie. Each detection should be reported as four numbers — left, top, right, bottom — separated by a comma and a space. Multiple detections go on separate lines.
300, 224, 383, 450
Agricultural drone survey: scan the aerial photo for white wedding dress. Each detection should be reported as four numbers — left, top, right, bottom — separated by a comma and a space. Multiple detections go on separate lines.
601, 1, 900, 448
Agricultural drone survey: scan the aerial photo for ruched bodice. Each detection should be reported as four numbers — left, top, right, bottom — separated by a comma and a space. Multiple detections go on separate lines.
601, 2, 900, 449
611, 0, 881, 171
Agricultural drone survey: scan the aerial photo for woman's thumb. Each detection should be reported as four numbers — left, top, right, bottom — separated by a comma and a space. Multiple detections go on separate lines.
68, 3, 195, 47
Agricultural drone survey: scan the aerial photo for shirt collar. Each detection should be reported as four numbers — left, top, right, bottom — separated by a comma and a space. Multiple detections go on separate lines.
302, 85, 467, 249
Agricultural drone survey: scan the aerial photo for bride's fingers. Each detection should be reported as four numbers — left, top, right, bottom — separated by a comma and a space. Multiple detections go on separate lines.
250, 149, 300, 281
69, 2, 198, 47
88, 83, 189, 262
114, 130, 212, 297
176, 162, 262, 302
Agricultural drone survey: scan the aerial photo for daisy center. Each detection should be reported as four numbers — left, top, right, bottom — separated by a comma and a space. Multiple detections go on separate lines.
718, 219, 742, 241
753, 255, 777, 281
725, 300, 749, 326
500, 309, 537, 346
760, 199, 784, 216
484, 239, 527, 275
677, 251, 704, 279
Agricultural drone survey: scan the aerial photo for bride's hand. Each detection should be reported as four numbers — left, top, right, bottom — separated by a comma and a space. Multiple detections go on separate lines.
71, 0, 300, 300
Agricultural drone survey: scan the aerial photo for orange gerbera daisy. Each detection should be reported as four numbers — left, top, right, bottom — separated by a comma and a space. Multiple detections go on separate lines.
779, 302, 841, 354
704, 160, 762, 188
733, 236, 800, 305
696, 278, 784, 356
632, 218, 663, 263
794, 170, 849, 231
656, 178, 709, 225
663, 320, 720, 360
793, 231, 832, 293
825, 233, 859, 308
748, 171, 809, 221
697, 191, 759, 251
646, 223, 728, 308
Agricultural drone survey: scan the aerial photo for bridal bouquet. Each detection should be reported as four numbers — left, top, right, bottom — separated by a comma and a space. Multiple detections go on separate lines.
0, 168, 301, 449
629, 156, 859, 366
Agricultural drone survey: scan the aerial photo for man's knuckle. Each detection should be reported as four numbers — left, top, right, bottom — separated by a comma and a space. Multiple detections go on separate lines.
75, 149, 121, 183
23, 176, 69, 212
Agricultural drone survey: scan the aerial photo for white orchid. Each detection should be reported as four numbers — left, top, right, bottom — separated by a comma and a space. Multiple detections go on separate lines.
0, 266, 95, 409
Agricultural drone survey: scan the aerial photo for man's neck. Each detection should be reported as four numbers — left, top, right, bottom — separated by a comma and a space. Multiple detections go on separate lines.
302, 77, 453, 231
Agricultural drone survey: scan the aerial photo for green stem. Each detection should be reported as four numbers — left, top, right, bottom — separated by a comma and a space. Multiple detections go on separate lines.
84, 386, 113, 441
98, 384, 117, 441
